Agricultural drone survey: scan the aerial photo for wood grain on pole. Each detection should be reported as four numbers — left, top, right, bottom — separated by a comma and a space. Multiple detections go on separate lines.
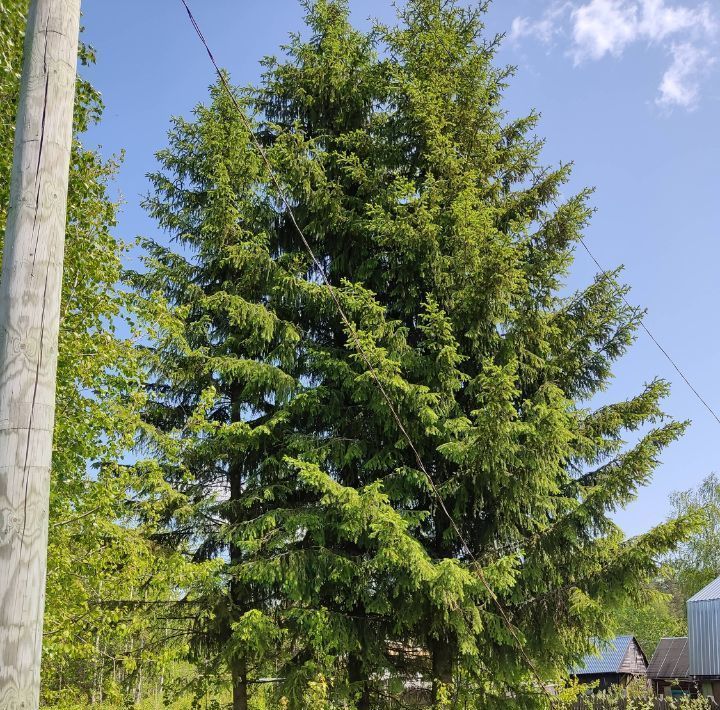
0, 0, 81, 707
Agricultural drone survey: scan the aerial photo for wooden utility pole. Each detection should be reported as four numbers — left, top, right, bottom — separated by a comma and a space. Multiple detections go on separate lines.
0, 0, 81, 706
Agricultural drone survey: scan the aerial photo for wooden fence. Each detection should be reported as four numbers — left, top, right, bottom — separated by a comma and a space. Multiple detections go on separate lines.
565, 699, 720, 709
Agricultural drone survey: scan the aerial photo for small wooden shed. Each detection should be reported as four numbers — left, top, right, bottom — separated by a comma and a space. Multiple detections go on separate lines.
570, 635, 648, 690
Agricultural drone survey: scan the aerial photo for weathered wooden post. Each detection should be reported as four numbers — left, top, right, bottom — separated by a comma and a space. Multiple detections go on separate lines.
0, 0, 81, 706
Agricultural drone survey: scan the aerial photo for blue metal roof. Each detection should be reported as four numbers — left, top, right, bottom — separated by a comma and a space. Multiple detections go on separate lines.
688, 575, 720, 603
570, 636, 634, 675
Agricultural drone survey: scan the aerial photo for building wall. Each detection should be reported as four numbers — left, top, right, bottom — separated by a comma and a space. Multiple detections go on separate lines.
619, 640, 648, 675
574, 673, 631, 690
688, 599, 720, 676
699, 680, 720, 703
652, 679, 696, 698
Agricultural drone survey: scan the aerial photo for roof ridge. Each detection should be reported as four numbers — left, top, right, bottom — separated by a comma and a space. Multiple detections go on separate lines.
688, 575, 720, 602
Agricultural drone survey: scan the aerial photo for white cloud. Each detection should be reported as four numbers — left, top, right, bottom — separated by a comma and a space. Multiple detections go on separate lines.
570, 0, 715, 61
571, 0, 639, 61
638, 0, 714, 42
510, 3, 570, 45
657, 42, 714, 107
510, 0, 717, 108
510, 16, 545, 42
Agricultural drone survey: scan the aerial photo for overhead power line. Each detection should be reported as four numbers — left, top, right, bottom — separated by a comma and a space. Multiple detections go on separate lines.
177, 0, 550, 695
578, 237, 720, 427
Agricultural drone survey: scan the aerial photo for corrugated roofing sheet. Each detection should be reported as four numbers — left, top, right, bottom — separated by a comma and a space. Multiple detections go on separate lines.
688, 591, 720, 676
647, 637, 689, 680
688, 575, 720, 602
570, 636, 634, 676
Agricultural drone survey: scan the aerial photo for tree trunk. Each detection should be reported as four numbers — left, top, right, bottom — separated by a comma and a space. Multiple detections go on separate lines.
229, 385, 248, 710
91, 628, 103, 703
0, 0, 80, 706
134, 664, 143, 705
156, 669, 164, 710
232, 660, 248, 710
348, 652, 370, 710
431, 636, 454, 704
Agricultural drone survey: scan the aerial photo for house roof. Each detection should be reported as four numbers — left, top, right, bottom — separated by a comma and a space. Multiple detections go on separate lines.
688, 576, 720, 603
570, 635, 646, 676
647, 637, 690, 680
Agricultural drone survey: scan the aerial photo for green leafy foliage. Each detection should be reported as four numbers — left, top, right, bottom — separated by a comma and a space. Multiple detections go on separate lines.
667, 472, 720, 601
611, 472, 720, 656
554, 680, 711, 709
2, 0, 698, 707
611, 581, 686, 657
133, 1, 694, 708
1, 2, 190, 704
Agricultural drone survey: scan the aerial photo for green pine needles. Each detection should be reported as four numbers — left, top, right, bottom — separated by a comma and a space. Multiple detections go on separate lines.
131, 1, 695, 707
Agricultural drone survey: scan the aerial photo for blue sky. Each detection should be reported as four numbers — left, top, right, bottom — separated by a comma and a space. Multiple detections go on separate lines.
80, 0, 720, 537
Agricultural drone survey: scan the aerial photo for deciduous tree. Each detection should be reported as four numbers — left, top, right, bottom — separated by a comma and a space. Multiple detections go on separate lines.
1, 2, 187, 704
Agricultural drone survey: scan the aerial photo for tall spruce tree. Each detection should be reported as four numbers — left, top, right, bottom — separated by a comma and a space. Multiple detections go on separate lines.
135, 1, 694, 707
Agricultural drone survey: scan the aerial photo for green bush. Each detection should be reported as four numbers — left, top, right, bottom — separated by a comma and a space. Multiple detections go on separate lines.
553, 680, 715, 710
